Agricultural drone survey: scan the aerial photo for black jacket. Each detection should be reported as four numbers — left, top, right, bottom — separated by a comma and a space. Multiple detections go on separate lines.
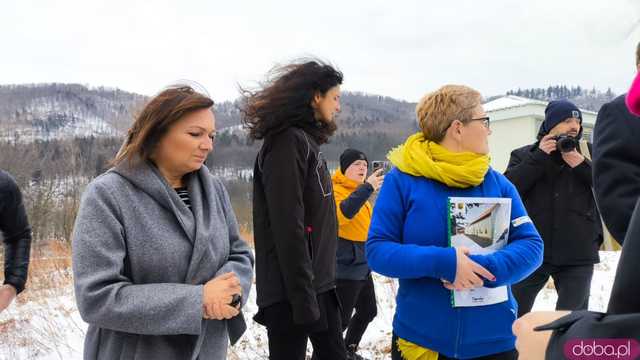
252, 127, 338, 325
608, 198, 640, 315
540, 198, 640, 358
1, 170, 32, 294
539, 311, 640, 359
593, 94, 640, 244
504, 144, 601, 266
336, 182, 374, 281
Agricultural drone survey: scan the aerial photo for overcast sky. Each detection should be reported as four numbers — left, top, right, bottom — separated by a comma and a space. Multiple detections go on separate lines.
1, 0, 640, 102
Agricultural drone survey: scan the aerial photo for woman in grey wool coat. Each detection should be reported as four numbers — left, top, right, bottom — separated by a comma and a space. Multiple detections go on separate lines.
71, 84, 254, 360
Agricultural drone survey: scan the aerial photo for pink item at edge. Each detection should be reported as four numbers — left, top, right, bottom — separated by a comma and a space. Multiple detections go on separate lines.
625, 71, 640, 116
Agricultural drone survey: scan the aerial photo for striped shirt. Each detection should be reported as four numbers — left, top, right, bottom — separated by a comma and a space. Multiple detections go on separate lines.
175, 187, 191, 210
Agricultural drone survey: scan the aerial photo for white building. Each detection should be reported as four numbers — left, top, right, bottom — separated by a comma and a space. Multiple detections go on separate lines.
484, 95, 597, 172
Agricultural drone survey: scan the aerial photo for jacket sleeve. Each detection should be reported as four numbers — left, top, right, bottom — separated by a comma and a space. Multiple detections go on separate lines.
1, 174, 32, 294
213, 178, 254, 306
260, 131, 318, 325
593, 101, 640, 244
503, 146, 551, 197
571, 158, 592, 187
469, 176, 544, 287
366, 169, 457, 282
72, 180, 204, 336
571, 141, 593, 187
212, 178, 254, 344
536, 311, 640, 359
338, 183, 374, 222
607, 198, 640, 314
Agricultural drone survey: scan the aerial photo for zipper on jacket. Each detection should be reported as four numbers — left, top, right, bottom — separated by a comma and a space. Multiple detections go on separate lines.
454, 307, 461, 358
306, 225, 314, 260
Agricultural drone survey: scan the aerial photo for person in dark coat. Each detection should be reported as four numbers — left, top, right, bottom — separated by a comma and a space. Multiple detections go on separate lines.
332, 149, 384, 360
0, 169, 32, 314
513, 45, 640, 359
513, 198, 640, 360
592, 43, 640, 244
504, 99, 602, 317
242, 59, 347, 360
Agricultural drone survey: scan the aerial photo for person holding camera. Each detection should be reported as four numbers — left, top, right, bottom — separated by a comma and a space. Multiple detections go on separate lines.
332, 149, 384, 360
512, 44, 640, 360
505, 99, 602, 317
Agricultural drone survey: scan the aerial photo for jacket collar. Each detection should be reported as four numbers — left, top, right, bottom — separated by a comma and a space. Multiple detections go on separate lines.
109, 161, 226, 283
331, 168, 362, 191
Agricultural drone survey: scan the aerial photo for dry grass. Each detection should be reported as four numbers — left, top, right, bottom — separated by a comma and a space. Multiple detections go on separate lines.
18, 240, 73, 303
0, 237, 398, 359
0, 240, 83, 360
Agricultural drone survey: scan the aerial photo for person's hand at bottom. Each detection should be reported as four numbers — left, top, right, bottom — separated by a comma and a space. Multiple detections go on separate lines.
513, 311, 571, 360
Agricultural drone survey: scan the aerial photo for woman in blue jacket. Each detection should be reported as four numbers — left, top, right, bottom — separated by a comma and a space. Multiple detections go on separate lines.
366, 85, 543, 360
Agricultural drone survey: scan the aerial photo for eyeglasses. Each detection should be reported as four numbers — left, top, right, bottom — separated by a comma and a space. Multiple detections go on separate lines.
468, 116, 490, 129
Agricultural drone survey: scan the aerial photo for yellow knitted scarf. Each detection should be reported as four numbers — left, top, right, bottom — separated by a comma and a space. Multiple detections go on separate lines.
387, 133, 490, 188
396, 338, 439, 360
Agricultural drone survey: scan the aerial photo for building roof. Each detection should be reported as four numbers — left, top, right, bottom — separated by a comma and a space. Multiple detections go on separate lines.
483, 95, 548, 112
484, 95, 598, 124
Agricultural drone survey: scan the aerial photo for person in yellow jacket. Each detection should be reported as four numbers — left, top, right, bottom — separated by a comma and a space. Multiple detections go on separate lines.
333, 148, 384, 360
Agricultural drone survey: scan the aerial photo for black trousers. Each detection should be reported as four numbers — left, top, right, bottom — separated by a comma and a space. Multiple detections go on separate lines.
260, 290, 347, 360
512, 262, 594, 317
608, 198, 640, 314
336, 275, 378, 349
390, 333, 517, 360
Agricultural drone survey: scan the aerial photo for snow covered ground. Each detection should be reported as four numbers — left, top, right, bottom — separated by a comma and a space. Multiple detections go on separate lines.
0, 251, 620, 360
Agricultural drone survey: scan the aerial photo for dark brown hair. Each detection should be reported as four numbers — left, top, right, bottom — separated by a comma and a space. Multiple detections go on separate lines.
240, 59, 343, 144
112, 85, 214, 167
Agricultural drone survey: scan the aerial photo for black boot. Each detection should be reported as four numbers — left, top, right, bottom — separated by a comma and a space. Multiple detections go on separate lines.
346, 344, 367, 360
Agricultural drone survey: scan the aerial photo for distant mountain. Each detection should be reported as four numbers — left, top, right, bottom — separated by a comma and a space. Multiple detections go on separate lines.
212, 92, 417, 167
0, 82, 619, 169
504, 85, 617, 112
0, 84, 147, 141
0, 83, 417, 141
214, 91, 418, 135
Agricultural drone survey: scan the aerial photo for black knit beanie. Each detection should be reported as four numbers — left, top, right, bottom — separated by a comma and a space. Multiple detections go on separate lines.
339, 148, 368, 173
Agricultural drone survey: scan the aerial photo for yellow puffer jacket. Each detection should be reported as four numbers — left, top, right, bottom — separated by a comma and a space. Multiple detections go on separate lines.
332, 169, 372, 242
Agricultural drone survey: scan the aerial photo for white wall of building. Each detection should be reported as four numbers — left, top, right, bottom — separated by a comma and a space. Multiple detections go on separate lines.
488, 116, 537, 172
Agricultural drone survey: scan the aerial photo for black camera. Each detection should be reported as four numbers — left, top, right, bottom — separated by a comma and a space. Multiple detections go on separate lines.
553, 135, 578, 153
371, 160, 390, 175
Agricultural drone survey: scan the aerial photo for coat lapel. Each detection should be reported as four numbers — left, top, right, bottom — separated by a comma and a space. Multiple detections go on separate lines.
184, 167, 228, 284
111, 161, 197, 244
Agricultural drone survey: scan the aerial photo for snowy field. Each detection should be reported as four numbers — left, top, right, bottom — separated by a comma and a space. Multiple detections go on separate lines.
0, 249, 620, 360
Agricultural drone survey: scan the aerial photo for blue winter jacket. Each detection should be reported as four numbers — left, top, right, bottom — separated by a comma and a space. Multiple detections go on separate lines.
366, 167, 543, 359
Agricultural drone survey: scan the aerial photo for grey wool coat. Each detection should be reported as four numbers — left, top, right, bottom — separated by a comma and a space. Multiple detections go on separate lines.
72, 161, 254, 360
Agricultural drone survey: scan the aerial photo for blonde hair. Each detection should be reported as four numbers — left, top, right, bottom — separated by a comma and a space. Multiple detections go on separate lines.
416, 85, 482, 142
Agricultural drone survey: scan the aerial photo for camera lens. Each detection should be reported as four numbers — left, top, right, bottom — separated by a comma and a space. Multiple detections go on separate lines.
556, 136, 577, 153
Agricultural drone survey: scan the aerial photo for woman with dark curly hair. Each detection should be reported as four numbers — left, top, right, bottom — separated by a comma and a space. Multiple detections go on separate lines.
242, 59, 346, 360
